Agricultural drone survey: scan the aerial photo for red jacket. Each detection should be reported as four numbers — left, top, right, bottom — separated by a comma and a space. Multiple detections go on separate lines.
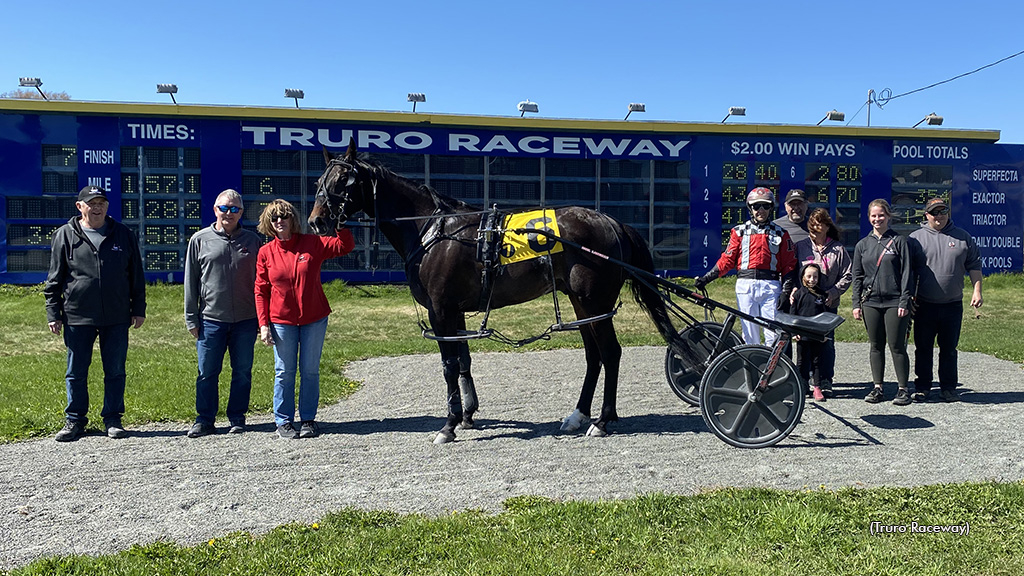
716, 220, 797, 278
255, 228, 355, 327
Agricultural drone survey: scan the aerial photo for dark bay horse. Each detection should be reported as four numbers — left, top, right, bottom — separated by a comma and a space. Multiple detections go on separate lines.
309, 140, 686, 443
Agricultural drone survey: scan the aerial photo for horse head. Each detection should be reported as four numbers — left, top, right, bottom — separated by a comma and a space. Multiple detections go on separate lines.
309, 138, 372, 235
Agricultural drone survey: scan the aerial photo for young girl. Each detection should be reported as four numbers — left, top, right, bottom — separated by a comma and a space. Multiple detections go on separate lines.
792, 263, 829, 401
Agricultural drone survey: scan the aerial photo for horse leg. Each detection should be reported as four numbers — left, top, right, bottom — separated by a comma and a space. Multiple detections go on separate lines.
434, 340, 464, 444
456, 340, 479, 429
560, 323, 601, 432
586, 318, 622, 438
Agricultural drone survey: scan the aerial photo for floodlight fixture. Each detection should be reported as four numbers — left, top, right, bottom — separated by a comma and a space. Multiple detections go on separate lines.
407, 92, 426, 113
518, 99, 538, 117
285, 88, 304, 108
913, 112, 943, 128
722, 106, 746, 123
157, 83, 178, 104
816, 109, 845, 125
624, 102, 646, 120
19, 77, 47, 100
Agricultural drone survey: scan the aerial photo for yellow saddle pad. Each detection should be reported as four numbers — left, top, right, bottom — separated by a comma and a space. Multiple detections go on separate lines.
499, 209, 564, 264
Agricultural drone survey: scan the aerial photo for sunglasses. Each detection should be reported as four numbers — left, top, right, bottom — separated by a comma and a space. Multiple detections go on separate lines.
750, 203, 772, 211
272, 214, 292, 221
216, 205, 241, 214
928, 207, 950, 216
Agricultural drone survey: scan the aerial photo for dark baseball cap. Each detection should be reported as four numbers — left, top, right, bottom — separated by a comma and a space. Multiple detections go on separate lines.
784, 189, 808, 204
77, 185, 109, 203
924, 197, 948, 214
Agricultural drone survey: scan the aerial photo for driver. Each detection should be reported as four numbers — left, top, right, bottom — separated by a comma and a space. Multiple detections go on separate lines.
694, 187, 798, 346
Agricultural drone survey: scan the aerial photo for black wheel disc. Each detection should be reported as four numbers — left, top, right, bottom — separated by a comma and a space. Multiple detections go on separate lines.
664, 322, 743, 406
699, 344, 805, 448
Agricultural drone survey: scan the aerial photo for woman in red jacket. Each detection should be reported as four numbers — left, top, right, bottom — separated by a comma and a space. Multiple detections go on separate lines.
255, 199, 355, 439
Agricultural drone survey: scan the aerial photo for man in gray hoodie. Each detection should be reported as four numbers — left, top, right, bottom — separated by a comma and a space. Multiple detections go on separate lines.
184, 189, 263, 437
909, 197, 983, 403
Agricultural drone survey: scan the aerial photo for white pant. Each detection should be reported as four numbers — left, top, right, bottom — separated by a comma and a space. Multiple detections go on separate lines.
735, 278, 781, 346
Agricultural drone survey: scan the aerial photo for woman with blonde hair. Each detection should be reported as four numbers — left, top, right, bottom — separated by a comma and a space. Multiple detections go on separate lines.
254, 199, 354, 439
850, 199, 913, 405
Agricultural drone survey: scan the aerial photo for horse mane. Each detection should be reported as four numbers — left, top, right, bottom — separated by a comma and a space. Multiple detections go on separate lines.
360, 157, 477, 214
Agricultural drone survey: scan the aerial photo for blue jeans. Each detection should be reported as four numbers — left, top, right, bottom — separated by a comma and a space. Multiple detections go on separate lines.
270, 316, 328, 426
63, 323, 130, 425
195, 318, 258, 425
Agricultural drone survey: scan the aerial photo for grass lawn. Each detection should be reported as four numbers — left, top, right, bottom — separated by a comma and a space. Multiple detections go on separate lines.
2, 274, 1022, 575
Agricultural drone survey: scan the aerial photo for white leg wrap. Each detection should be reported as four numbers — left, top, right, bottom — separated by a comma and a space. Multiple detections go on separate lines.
560, 409, 590, 432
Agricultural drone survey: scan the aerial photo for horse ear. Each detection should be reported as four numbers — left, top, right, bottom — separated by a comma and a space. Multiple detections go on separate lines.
345, 138, 358, 161
322, 145, 332, 165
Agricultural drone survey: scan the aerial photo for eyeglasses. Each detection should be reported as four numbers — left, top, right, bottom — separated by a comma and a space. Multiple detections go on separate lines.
928, 207, 950, 216
750, 203, 772, 211
216, 205, 241, 214
272, 214, 292, 222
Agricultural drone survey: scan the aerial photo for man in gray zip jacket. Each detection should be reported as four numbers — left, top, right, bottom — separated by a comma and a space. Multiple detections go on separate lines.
44, 186, 146, 442
184, 189, 263, 437
909, 197, 983, 403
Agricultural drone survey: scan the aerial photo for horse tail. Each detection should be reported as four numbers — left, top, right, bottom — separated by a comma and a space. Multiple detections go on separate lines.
620, 224, 687, 356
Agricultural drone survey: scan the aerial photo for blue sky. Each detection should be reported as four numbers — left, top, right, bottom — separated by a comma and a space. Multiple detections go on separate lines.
4, 0, 1024, 142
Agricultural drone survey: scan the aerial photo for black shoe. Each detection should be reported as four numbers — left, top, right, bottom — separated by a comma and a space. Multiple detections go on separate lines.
55, 420, 86, 442
865, 387, 884, 404
299, 420, 319, 439
277, 422, 299, 439
893, 389, 912, 406
227, 421, 245, 434
940, 389, 961, 403
911, 391, 929, 403
187, 422, 216, 438
105, 421, 128, 439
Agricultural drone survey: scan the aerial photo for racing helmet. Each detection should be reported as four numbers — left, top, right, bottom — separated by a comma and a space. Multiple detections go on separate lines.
746, 187, 775, 207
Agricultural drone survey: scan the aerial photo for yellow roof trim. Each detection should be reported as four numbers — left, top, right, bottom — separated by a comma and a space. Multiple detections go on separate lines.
0, 98, 1001, 143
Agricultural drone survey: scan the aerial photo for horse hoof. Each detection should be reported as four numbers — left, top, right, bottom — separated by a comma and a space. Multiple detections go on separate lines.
560, 409, 591, 432
586, 423, 608, 437
433, 431, 456, 444
457, 418, 475, 430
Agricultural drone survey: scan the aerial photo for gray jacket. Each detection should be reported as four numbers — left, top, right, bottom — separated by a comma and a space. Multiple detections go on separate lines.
184, 224, 262, 330
909, 220, 982, 304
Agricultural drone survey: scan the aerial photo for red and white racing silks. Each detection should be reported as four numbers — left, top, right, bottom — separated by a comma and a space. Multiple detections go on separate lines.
715, 220, 798, 278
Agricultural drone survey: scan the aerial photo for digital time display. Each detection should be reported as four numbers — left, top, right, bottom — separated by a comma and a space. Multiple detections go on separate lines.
145, 224, 180, 245
7, 224, 61, 246
144, 199, 178, 219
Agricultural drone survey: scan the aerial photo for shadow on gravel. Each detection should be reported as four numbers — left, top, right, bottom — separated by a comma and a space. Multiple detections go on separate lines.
617, 413, 708, 435
957, 389, 1024, 405
319, 416, 445, 435
860, 414, 934, 430
127, 429, 189, 439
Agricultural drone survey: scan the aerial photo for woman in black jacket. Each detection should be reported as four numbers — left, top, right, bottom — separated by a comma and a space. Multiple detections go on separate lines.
851, 199, 913, 406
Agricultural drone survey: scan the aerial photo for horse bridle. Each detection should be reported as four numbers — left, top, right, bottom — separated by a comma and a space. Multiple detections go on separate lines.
314, 158, 366, 225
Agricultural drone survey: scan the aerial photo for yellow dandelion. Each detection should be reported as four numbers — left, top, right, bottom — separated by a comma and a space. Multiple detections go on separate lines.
312, 523, 320, 530
208, 539, 216, 546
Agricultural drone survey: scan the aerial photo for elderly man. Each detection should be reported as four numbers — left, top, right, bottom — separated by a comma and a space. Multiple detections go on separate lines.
44, 186, 146, 442
184, 189, 262, 437
909, 197, 983, 403
773, 188, 811, 245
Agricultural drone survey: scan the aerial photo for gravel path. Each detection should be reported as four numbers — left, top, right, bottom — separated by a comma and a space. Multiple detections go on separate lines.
2, 342, 1023, 569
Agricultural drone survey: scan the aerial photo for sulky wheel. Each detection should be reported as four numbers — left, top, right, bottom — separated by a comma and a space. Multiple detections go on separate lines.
664, 322, 743, 406
699, 344, 805, 448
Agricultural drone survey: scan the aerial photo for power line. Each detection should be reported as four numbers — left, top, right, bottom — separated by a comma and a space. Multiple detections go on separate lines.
887, 49, 1024, 102
846, 49, 1024, 126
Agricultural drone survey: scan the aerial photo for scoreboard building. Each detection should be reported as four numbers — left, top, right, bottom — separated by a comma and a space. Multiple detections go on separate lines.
0, 99, 1021, 284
